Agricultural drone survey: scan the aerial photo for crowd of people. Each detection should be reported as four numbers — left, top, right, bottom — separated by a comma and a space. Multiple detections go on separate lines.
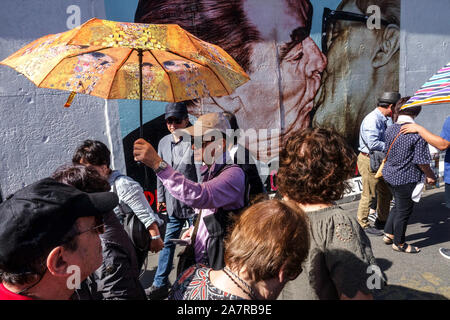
0, 95, 448, 300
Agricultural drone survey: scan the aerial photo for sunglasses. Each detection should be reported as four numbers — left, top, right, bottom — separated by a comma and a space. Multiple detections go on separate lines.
321, 7, 390, 55
190, 135, 215, 149
166, 117, 183, 125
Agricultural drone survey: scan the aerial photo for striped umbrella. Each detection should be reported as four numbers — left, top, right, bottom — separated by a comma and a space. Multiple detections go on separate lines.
401, 62, 450, 109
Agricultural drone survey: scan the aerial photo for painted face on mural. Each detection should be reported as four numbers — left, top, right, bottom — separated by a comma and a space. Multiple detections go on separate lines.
312, 0, 400, 150
187, 0, 326, 163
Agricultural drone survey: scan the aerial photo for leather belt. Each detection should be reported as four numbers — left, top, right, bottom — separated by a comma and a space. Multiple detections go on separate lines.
360, 152, 370, 157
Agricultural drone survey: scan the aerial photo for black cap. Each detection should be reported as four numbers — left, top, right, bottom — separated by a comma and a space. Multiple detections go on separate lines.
378, 92, 401, 106
0, 178, 118, 273
165, 102, 188, 120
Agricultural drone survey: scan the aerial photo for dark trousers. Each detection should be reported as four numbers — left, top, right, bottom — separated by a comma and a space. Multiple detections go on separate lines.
384, 183, 417, 245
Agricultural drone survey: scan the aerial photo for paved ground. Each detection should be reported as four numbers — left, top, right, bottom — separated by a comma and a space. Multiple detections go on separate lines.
140, 186, 450, 300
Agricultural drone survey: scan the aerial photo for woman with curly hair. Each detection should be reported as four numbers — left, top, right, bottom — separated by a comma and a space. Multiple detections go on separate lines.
277, 127, 385, 300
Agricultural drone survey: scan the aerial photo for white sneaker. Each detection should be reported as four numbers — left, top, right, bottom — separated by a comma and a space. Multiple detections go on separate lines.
439, 248, 450, 260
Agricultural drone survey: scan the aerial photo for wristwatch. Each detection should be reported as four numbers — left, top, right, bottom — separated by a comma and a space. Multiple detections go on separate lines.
154, 160, 168, 174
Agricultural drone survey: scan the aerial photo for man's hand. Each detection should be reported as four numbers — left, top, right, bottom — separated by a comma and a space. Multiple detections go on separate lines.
157, 202, 166, 213
181, 226, 194, 241
150, 237, 164, 253
400, 123, 421, 135
133, 138, 162, 170
426, 176, 436, 185
148, 222, 164, 253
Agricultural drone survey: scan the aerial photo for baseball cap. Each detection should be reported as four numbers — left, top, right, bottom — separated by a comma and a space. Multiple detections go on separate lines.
183, 112, 231, 137
378, 92, 401, 106
165, 102, 188, 120
0, 178, 118, 273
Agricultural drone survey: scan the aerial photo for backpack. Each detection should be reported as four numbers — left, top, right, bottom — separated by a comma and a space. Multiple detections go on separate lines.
177, 163, 249, 275
112, 179, 150, 270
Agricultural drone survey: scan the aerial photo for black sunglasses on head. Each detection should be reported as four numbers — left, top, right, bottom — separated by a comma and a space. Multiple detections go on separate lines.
321, 7, 390, 55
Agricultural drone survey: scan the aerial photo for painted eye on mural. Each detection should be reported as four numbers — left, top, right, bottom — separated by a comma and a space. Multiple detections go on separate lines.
292, 52, 304, 61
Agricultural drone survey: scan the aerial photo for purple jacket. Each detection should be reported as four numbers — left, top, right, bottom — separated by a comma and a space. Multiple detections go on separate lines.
156, 153, 245, 263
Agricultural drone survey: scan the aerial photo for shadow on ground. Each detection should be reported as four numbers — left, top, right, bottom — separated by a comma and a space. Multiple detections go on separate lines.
406, 192, 450, 248
374, 285, 448, 300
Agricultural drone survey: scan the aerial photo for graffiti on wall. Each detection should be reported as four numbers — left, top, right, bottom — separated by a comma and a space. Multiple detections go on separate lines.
117, 0, 400, 202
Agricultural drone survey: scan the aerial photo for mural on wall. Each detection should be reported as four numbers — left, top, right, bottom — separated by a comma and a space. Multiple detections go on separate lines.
312, 0, 400, 151
116, 0, 400, 203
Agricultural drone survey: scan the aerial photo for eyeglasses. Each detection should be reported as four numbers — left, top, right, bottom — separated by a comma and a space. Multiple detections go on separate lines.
66, 216, 105, 241
321, 7, 390, 55
166, 117, 183, 125
76, 222, 105, 236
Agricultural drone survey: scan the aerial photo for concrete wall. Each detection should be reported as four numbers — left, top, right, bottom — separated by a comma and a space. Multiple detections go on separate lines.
0, 0, 449, 201
400, 0, 450, 135
0, 0, 125, 199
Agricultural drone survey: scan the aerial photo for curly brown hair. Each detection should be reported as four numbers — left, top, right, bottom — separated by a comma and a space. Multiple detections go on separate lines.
278, 128, 356, 204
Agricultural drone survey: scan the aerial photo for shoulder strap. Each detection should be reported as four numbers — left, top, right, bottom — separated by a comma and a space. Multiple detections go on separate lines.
111, 175, 127, 216
213, 164, 249, 209
360, 133, 371, 152
385, 131, 402, 160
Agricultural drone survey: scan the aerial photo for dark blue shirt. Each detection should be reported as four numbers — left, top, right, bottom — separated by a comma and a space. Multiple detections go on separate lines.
382, 124, 431, 186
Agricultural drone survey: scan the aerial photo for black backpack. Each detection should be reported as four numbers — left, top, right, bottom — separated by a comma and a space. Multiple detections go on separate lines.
202, 164, 250, 269
112, 179, 151, 270
176, 164, 250, 275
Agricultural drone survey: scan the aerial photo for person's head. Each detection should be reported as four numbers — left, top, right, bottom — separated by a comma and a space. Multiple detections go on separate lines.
278, 127, 356, 205
165, 101, 190, 133
313, 0, 400, 150
392, 96, 421, 122
135, 0, 327, 163
72, 140, 111, 179
0, 178, 118, 299
184, 112, 231, 165
51, 164, 111, 193
224, 199, 309, 299
377, 91, 401, 117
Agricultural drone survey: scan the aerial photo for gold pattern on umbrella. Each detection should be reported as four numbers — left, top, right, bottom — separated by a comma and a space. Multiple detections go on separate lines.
1, 18, 250, 103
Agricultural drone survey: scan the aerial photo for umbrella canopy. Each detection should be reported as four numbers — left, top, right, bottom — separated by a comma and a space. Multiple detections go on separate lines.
0, 18, 249, 103
402, 62, 450, 109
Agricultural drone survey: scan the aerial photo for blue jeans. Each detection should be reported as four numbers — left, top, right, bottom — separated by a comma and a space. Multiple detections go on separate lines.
152, 214, 192, 288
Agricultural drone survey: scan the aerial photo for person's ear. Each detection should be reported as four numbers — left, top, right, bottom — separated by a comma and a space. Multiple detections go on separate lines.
278, 261, 291, 284
46, 246, 71, 277
372, 24, 400, 68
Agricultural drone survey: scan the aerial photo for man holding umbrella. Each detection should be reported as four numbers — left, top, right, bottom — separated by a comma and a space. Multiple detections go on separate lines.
134, 113, 247, 279
146, 101, 200, 300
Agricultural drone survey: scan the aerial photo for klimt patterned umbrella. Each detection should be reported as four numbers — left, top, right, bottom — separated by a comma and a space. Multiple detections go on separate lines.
402, 62, 450, 109
0, 18, 250, 137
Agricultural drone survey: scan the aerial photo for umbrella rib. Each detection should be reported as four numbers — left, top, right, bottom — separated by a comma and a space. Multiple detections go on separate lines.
166, 49, 232, 96
36, 47, 114, 88
107, 48, 135, 99
146, 49, 176, 102
185, 31, 247, 78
